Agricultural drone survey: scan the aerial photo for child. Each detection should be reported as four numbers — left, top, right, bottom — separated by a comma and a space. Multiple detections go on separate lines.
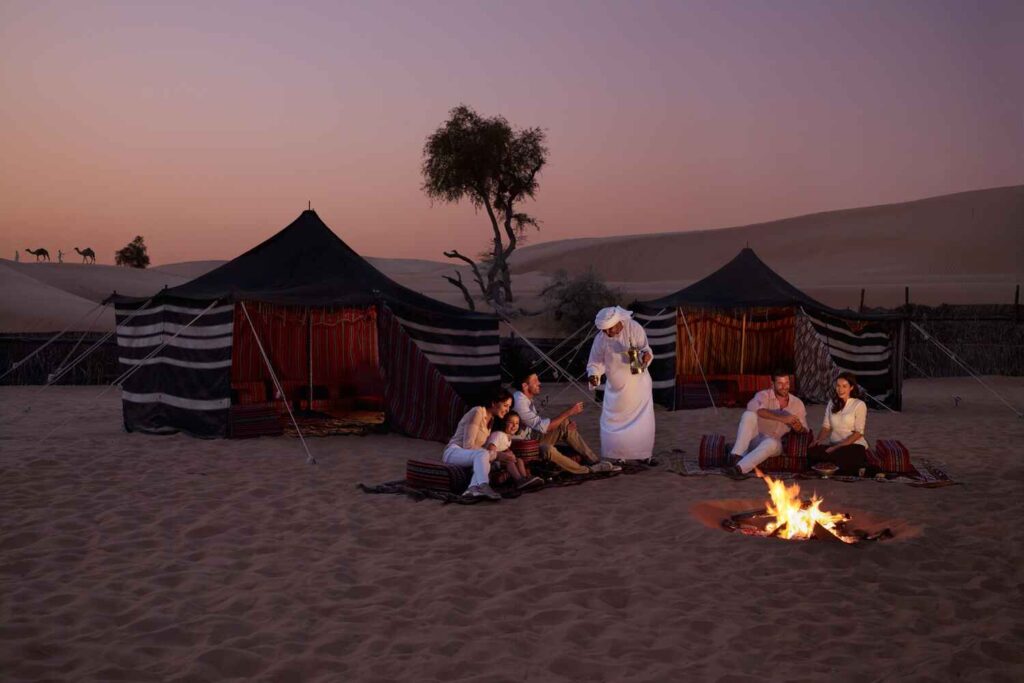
486, 411, 543, 490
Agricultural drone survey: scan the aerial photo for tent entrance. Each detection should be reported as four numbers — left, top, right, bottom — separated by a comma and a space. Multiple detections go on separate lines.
675, 307, 796, 408
230, 302, 385, 425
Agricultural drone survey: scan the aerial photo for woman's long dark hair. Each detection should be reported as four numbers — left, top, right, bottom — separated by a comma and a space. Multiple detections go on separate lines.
830, 372, 861, 413
487, 387, 514, 409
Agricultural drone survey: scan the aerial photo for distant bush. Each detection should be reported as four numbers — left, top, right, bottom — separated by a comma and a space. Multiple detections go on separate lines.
115, 236, 150, 269
542, 268, 622, 334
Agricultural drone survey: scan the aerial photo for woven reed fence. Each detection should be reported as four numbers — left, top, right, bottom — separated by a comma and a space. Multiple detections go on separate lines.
0, 333, 120, 386
900, 304, 1024, 378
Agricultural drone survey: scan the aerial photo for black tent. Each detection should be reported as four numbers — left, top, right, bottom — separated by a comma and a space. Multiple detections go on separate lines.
635, 248, 906, 410
110, 210, 499, 439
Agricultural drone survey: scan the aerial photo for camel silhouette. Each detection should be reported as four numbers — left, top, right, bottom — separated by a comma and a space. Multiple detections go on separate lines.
25, 248, 50, 262
75, 247, 96, 264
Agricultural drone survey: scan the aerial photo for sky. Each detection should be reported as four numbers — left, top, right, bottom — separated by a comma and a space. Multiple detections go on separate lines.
1, 0, 1021, 266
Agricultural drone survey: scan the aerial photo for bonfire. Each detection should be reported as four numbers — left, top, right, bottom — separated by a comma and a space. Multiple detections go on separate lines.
721, 469, 892, 544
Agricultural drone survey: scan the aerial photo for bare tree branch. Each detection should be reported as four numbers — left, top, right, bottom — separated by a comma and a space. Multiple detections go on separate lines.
443, 250, 487, 297
442, 271, 476, 311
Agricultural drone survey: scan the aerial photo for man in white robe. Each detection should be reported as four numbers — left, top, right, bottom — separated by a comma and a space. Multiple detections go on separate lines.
586, 306, 656, 462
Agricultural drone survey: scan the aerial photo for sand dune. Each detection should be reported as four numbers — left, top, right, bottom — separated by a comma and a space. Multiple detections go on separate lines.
510, 185, 1024, 309
0, 263, 115, 333
1, 186, 1020, 336
1, 377, 1022, 681
2, 261, 191, 305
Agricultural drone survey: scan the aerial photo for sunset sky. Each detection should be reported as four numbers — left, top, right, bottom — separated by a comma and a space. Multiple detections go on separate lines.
2, 0, 1021, 266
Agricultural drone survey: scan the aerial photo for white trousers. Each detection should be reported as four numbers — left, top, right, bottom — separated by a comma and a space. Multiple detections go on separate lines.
442, 445, 493, 488
730, 411, 782, 474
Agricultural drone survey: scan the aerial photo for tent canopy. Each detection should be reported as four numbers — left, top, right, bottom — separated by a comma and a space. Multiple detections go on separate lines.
112, 209, 494, 322
639, 248, 896, 319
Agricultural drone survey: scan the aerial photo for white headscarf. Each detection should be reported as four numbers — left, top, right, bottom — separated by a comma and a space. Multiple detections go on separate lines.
594, 306, 633, 330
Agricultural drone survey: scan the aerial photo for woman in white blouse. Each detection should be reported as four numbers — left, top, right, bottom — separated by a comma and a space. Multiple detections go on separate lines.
808, 372, 872, 476
442, 387, 513, 500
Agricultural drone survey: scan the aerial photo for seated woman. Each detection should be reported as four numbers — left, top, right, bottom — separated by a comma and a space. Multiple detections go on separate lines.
486, 411, 544, 490
442, 387, 514, 500
808, 372, 873, 476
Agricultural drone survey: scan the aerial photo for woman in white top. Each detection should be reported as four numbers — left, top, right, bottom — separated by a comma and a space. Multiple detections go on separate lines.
808, 372, 873, 476
443, 387, 513, 500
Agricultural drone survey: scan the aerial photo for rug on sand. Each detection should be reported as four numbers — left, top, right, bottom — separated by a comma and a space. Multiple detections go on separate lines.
665, 449, 956, 488
359, 459, 654, 505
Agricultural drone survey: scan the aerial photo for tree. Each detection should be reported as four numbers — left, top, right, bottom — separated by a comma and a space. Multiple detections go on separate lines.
115, 235, 150, 268
541, 268, 622, 334
422, 105, 547, 314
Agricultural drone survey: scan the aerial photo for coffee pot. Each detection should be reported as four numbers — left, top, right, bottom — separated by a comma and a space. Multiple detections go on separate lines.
627, 345, 645, 375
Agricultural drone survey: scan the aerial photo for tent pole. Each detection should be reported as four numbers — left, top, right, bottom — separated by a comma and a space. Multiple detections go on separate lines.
242, 302, 318, 463
680, 309, 717, 413
307, 308, 313, 413
739, 311, 747, 375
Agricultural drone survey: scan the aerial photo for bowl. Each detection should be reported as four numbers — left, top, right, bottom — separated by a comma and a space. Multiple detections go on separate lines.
812, 462, 840, 478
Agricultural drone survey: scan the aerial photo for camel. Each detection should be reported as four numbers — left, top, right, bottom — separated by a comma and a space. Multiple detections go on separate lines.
75, 247, 96, 264
25, 248, 50, 262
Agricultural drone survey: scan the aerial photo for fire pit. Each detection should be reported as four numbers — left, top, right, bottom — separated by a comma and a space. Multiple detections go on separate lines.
721, 470, 893, 545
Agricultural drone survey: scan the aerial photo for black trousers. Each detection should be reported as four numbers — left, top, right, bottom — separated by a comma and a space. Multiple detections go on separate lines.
807, 443, 872, 477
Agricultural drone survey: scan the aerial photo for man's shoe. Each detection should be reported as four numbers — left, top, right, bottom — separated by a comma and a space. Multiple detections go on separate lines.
724, 465, 748, 480
590, 461, 622, 473
464, 483, 502, 500
516, 476, 545, 490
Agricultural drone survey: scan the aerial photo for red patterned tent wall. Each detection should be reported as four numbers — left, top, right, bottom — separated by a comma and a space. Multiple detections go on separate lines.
231, 303, 382, 408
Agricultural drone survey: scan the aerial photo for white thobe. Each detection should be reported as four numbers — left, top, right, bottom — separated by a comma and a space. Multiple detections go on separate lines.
586, 319, 655, 460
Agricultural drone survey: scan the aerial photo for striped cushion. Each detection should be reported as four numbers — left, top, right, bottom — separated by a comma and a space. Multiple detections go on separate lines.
781, 430, 812, 457
757, 431, 810, 472
405, 459, 471, 494
760, 454, 806, 473
868, 439, 914, 474
510, 438, 541, 460
699, 434, 733, 469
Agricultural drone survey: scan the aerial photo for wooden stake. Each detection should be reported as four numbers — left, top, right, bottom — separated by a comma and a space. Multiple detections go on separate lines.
904, 286, 910, 308
859, 288, 865, 313
739, 311, 747, 375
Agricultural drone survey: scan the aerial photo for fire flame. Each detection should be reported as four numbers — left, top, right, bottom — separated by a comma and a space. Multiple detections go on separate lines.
757, 469, 852, 542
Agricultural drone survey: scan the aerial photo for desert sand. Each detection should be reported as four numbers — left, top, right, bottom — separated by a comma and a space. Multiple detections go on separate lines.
2, 377, 1023, 681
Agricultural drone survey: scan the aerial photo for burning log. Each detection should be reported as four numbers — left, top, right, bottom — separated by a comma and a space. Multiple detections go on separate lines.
721, 470, 894, 545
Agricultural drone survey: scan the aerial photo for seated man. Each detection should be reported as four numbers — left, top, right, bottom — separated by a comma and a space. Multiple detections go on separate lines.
725, 370, 808, 477
512, 370, 620, 475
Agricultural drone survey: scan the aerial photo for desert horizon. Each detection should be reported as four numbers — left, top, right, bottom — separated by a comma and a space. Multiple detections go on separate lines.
3, 184, 1022, 337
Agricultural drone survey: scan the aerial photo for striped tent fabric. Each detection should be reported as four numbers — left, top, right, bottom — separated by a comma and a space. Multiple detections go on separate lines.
802, 308, 901, 409
794, 312, 840, 403
114, 298, 234, 438
108, 210, 501, 440
378, 305, 467, 442
388, 300, 500, 407
634, 307, 678, 408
